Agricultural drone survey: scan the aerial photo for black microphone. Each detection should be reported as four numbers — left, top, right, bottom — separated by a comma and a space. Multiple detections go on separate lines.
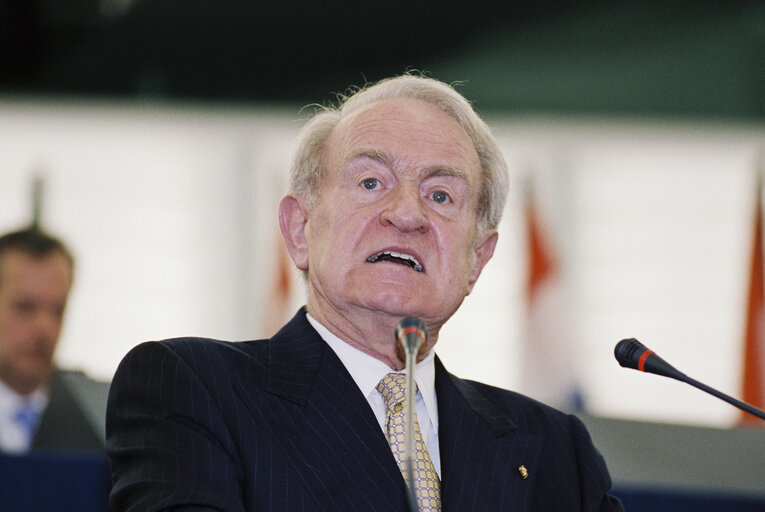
614, 338, 686, 381
395, 317, 427, 512
615, 338, 765, 421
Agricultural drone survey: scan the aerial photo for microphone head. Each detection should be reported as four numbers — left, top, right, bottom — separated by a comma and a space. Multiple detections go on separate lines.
614, 338, 685, 381
614, 338, 647, 370
396, 317, 427, 356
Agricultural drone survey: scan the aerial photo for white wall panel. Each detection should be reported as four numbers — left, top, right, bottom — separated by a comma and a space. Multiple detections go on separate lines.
1, 99, 763, 427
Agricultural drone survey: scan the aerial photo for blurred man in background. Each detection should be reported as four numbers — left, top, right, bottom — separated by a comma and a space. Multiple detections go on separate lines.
0, 227, 107, 454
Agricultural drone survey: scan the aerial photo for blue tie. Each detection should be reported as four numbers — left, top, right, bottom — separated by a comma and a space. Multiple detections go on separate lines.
15, 402, 40, 440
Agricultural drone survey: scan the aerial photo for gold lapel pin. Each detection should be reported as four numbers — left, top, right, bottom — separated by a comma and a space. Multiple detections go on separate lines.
518, 465, 529, 479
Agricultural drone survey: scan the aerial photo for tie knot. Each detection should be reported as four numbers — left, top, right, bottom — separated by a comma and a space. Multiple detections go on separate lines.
376, 373, 408, 410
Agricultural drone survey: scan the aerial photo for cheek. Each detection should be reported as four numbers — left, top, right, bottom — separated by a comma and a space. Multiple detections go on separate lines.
307, 213, 364, 275
440, 225, 478, 266
327, 211, 377, 247
0, 313, 22, 334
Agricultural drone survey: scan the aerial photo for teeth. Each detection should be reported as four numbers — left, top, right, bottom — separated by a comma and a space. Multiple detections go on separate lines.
367, 250, 423, 272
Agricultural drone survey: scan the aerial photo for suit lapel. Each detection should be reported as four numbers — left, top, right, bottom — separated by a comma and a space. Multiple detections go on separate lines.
235, 309, 410, 511
233, 309, 545, 511
436, 358, 543, 512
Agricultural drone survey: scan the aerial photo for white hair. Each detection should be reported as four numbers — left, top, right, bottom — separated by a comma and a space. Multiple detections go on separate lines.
288, 73, 509, 230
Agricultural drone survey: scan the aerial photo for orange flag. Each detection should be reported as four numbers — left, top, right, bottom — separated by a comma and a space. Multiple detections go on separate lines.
741, 178, 765, 424
521, 178, 582, 410
526, 187, 555, 305
261, 232, 297, 337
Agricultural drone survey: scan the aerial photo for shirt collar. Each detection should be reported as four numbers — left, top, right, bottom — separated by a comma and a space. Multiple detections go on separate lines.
0, 377, 48, 415
306, 312, 438, 430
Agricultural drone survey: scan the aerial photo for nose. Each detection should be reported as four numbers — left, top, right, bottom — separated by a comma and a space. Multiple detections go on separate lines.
33, 308, 62, 344
379, 183, 430, 233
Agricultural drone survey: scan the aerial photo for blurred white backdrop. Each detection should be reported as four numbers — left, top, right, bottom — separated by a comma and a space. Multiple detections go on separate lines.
1, 98, 763, 427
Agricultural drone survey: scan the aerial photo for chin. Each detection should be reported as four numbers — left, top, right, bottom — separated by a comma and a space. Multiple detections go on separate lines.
362, 294, 427, 318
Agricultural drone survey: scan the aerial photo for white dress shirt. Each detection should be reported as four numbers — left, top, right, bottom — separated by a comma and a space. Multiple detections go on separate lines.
306, 312, 441, 477
0, 378, 48, 454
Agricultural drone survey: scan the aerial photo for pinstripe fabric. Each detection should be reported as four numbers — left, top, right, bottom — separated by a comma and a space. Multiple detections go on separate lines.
106, 307, 623, 512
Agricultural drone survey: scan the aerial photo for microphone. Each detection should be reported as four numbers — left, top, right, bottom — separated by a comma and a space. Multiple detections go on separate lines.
614, 338, 686, 381
615, 338, 765, 421
395, 317, 427, 512
396, 317, 427, 359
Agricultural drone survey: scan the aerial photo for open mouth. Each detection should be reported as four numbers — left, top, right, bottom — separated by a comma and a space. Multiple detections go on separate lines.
366, 250, 424, 272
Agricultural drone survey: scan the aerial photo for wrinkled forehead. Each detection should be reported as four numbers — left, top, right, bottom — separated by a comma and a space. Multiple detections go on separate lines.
324, 97, 481, 178
333, 97, 469, 139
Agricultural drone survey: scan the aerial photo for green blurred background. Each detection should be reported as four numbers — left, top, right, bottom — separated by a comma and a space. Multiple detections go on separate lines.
2, 0, 763, 119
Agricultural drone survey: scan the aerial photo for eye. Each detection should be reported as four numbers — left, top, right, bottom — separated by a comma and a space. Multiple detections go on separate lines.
361, 178, 380, 190
13, 300, 36, 314
431, 190, 450, 204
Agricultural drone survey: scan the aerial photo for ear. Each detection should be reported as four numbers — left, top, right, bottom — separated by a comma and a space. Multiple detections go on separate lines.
278, 194, 310, 271
466, 228, 498, 293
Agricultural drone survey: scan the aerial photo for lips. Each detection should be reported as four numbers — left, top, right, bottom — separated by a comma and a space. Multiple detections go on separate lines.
366, 250, 424, 272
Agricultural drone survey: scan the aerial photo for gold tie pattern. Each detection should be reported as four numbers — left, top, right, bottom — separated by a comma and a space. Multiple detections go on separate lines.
377, 373, 441, 511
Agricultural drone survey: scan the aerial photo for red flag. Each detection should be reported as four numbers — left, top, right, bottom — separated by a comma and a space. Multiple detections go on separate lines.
741, 179, 765, 424
521, 179, 582, 410
261, 231, 297, 337
526, 190, 555, 304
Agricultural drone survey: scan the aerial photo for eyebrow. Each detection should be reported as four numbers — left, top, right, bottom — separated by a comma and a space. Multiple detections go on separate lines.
342, 148, 394, 169
343, 148, 472, 187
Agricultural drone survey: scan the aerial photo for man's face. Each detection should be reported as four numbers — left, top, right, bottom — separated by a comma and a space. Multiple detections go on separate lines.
0, 250, 72, 395
296, 97, 497, 331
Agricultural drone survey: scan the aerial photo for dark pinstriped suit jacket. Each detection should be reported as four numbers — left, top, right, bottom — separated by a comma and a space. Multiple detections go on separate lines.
106, 308, 623, 511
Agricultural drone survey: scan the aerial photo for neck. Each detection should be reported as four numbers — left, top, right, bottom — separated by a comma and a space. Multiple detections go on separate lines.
0, 371, 49, 398
306, 301, 439, 371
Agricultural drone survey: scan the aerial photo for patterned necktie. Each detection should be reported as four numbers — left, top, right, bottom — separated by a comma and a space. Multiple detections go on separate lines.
376, 372, 441, 511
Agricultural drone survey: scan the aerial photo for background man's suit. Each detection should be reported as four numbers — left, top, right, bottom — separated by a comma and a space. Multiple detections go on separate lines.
33, 369, 107, 453
107, 308, 623, 511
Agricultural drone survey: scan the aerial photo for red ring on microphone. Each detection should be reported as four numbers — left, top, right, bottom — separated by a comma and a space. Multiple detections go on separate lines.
638, 350, 653, 372
397, 327, 426, 346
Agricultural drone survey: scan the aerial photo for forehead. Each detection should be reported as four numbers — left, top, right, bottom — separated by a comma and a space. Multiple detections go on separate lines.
0, 250, 72, 293
325, 97, 481, 178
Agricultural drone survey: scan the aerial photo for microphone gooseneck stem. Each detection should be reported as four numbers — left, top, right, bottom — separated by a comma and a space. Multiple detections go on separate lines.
681, 374, 765, 421
615, 338, 765, 421
404, 346, 420, 512
396, 316, 426, 512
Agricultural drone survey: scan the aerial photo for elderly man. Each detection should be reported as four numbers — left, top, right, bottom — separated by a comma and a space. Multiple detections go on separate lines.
0, 227, 106, 453
107, 74, 623, 511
